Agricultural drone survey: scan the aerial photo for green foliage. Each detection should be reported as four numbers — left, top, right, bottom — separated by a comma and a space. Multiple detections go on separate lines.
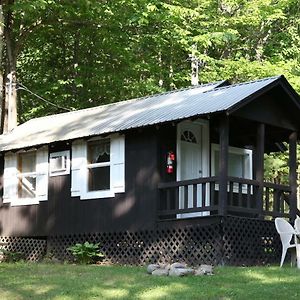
265, 151, 289, 184
264, 144, 300, 185
1, 250, 24, 263
67, 241, 104, 264
2, 0, 300, 182
3, 0, 297, 122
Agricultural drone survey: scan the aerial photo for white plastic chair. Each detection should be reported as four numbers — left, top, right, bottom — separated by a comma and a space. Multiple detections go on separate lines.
294, 218, 300, 234
294, 218, 300, 268
275, 217, 298, 267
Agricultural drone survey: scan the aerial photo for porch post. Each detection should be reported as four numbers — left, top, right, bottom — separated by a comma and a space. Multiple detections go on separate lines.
256, 123, 265, 218
218, 115, 229, 216
289, 131, 297, 222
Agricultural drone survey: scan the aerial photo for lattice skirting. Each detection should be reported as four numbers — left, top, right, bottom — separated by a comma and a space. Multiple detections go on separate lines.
48, 222, 223, 266
0, 216, 282, 265
222, 217, 282, 265
0, 236, 46, 261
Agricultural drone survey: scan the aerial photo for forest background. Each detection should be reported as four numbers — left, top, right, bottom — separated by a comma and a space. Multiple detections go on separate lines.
1, 0, 300, 184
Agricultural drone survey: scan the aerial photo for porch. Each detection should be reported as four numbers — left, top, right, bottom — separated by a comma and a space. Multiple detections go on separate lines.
158, 176, 296, 220
158, 106, 299, 222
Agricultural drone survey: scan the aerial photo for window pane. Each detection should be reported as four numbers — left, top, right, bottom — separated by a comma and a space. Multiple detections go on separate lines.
88, 166, 110, 191
228, 153, 244, 178
18, 152, 37, 199
50, 156, 66, 171
20, 152, 36, 173
214, 151, 246, 178
181, 130, 197, 143
19, 175, 36, 198
88, 139, 110, 164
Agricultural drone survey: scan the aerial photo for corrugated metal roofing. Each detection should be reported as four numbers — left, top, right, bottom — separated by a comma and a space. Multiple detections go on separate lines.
0, 76, 283, 151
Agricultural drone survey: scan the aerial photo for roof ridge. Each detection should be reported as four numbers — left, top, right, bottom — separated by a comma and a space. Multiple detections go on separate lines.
22, 80, 226, 124
18, 76, 281, 128
203, 75, 282, 94
2, 74, 294, 152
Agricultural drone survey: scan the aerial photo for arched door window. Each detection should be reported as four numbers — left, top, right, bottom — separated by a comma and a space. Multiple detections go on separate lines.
181, 130, 197, 143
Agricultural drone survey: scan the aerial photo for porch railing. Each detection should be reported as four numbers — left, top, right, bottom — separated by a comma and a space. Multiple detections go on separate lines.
263, 182, 291, 218
226, 176, 259, 215
157, 176, 219, 218
157, 176, 292, 220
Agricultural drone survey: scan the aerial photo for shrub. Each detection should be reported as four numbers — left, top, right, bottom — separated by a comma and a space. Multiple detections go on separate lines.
1, 250, 24, 263
42, 251, 60, 264
67, 242, 104, 264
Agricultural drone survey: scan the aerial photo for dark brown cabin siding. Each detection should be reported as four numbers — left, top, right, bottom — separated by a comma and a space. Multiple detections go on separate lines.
0, 127, 174, 237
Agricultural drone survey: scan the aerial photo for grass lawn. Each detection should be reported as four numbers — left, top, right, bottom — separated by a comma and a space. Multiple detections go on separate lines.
0, 263, 300, 300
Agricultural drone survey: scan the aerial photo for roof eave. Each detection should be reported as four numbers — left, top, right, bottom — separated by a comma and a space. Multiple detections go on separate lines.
226, 75, 283, 115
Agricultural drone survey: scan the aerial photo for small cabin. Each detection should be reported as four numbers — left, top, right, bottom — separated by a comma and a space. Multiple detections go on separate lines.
0, 75, 299, 265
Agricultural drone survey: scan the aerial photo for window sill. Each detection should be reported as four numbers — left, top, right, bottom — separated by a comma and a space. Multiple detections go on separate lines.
80, 189, 115, 200
49, 170, 69, 177
3, 198, 40, 206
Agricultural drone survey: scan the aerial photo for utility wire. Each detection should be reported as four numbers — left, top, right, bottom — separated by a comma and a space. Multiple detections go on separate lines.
17, 83, 74, 112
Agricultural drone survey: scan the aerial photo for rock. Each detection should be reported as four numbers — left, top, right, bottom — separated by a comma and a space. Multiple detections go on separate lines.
147, 264, 160, 274
200, 264, 213, 274
152, 268, 169, 276
147, 261, 214, 277
169, 268, 194, 277
159, 263, 171, 270
195, 264, 214, 276
170, 262, 187, 269
194, 269, 205, 276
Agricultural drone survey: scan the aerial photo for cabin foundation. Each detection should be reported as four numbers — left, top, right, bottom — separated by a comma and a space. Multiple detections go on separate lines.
0, 216, 282, 265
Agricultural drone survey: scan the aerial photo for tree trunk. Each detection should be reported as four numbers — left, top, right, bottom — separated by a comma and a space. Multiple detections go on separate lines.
3, 0, 18, 133
4, 61, 17, 133
0, 4, 4, 133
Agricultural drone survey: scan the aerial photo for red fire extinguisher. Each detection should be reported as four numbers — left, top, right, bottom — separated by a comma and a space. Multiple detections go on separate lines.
167, 151, 175, 174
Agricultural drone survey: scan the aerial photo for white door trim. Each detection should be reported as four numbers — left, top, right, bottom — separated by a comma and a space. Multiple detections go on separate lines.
176, 119, 209, 181
176, 119, 210, 218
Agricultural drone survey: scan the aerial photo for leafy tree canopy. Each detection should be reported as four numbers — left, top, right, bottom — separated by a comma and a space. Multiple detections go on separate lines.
1, 0, 300, 184
3, 0, 297, 121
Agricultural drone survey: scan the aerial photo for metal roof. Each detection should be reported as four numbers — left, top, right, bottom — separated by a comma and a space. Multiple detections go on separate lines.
0, 76, 284, 151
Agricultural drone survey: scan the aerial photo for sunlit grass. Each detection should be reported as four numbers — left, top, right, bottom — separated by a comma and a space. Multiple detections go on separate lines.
243, 267, 298, 284
138, 283, 188, 300
0, 263, 300, 299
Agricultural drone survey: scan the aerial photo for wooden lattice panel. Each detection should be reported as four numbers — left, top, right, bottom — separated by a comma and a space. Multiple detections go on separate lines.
222, 216, 281, 265
0, 216, 282, 265
0, 236, 46, 261
48, 223, 223, 266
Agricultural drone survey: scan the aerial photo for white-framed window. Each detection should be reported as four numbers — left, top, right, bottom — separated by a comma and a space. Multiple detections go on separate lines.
71, 134, 125, 200
211, 144, 252, 193
18, 151, 37, 199
3, 146, 49, 206
211, 144, 252, 179
49, 150, 70, 176
87, 139, 110, 191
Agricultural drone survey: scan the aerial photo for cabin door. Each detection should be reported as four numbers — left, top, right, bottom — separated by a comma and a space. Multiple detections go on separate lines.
177, 120, 209, 218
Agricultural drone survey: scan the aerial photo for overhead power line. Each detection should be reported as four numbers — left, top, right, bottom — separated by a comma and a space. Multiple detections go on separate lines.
17, 83, 74, 112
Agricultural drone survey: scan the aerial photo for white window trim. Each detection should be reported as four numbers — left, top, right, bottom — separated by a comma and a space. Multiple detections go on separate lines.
49, 150, 70, 176
3, 147, 49, 206
81, 137, 114, 199
211, 144, 253, 193
9, 197, 40, 206
71, 134, 125, 200
87, 161, 110, 169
